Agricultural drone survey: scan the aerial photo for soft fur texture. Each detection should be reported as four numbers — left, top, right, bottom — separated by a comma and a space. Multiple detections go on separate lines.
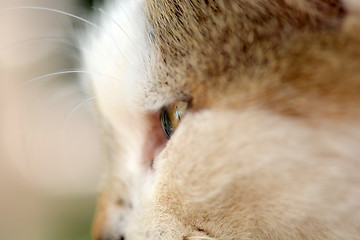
82, 0, 360, 239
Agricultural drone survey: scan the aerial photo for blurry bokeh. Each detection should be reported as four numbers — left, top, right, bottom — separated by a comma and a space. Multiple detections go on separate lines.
0, 1, 104, 239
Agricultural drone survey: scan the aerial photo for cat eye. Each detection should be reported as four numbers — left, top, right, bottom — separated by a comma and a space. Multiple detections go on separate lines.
160, 101, 188, 139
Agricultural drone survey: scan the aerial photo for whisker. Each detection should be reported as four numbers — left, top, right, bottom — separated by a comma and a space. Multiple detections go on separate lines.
17, 70, 122, 88
64, 96, 97, 128
24, 91, 96, 180
0, 36, 92, 61
96, 7, 134, 44
58, 96, 97, 174
17, 71, 81, 88
120, 4, 135, 30
1, 6, 132, 64
24, 90, 85, 178
0, 37, 76, 53
0, 6, 99, 28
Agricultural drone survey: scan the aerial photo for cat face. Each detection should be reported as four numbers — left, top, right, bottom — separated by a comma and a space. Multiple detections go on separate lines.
83, 0, 360, 239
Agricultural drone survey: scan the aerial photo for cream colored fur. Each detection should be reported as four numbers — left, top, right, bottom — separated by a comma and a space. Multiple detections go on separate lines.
82, 0, 360, 239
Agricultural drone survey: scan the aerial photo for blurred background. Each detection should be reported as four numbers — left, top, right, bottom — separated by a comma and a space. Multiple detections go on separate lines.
1, 0, 105, 239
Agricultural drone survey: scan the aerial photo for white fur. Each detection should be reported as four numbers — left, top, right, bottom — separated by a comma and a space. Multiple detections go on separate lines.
82, 0, 157, 238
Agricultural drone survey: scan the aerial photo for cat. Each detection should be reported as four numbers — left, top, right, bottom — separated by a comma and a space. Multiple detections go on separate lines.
82, 0, 360, 239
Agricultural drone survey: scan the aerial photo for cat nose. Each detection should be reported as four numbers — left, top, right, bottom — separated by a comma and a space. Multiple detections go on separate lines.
93, 236, 125, 240
94, 236, 125, 240
93, 208, 125, 240
92, 194, 115, 240
92, 191, 128, 240
93, 217, 125, 240
92, 202, 106, 240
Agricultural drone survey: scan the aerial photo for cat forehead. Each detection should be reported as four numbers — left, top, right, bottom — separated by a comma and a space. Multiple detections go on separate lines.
85, 0, 360, 117
145, 0, 360, 117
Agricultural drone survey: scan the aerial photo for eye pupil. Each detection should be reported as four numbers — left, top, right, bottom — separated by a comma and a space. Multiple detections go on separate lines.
160, 101, 188, 139
160, 108, 174, 139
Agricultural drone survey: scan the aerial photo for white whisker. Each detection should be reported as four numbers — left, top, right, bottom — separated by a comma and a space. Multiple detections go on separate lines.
17, 71, 81, 88
0, 37, 76, 53
120, 4, 135, 30
17, 70, 122, 88
0, 6, 99, 28
24, 81, 93, 179
96, 7, 134, 44
64, 96, 97, 129
58, 96, 97, 174
0, 6, 129, 63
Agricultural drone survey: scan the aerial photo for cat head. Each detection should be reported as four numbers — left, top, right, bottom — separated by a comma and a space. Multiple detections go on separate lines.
82, 0, 360, 239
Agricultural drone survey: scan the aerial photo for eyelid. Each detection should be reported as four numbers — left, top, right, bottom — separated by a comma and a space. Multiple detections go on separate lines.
144, 112, 168, 168
145, 101, 189, 169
